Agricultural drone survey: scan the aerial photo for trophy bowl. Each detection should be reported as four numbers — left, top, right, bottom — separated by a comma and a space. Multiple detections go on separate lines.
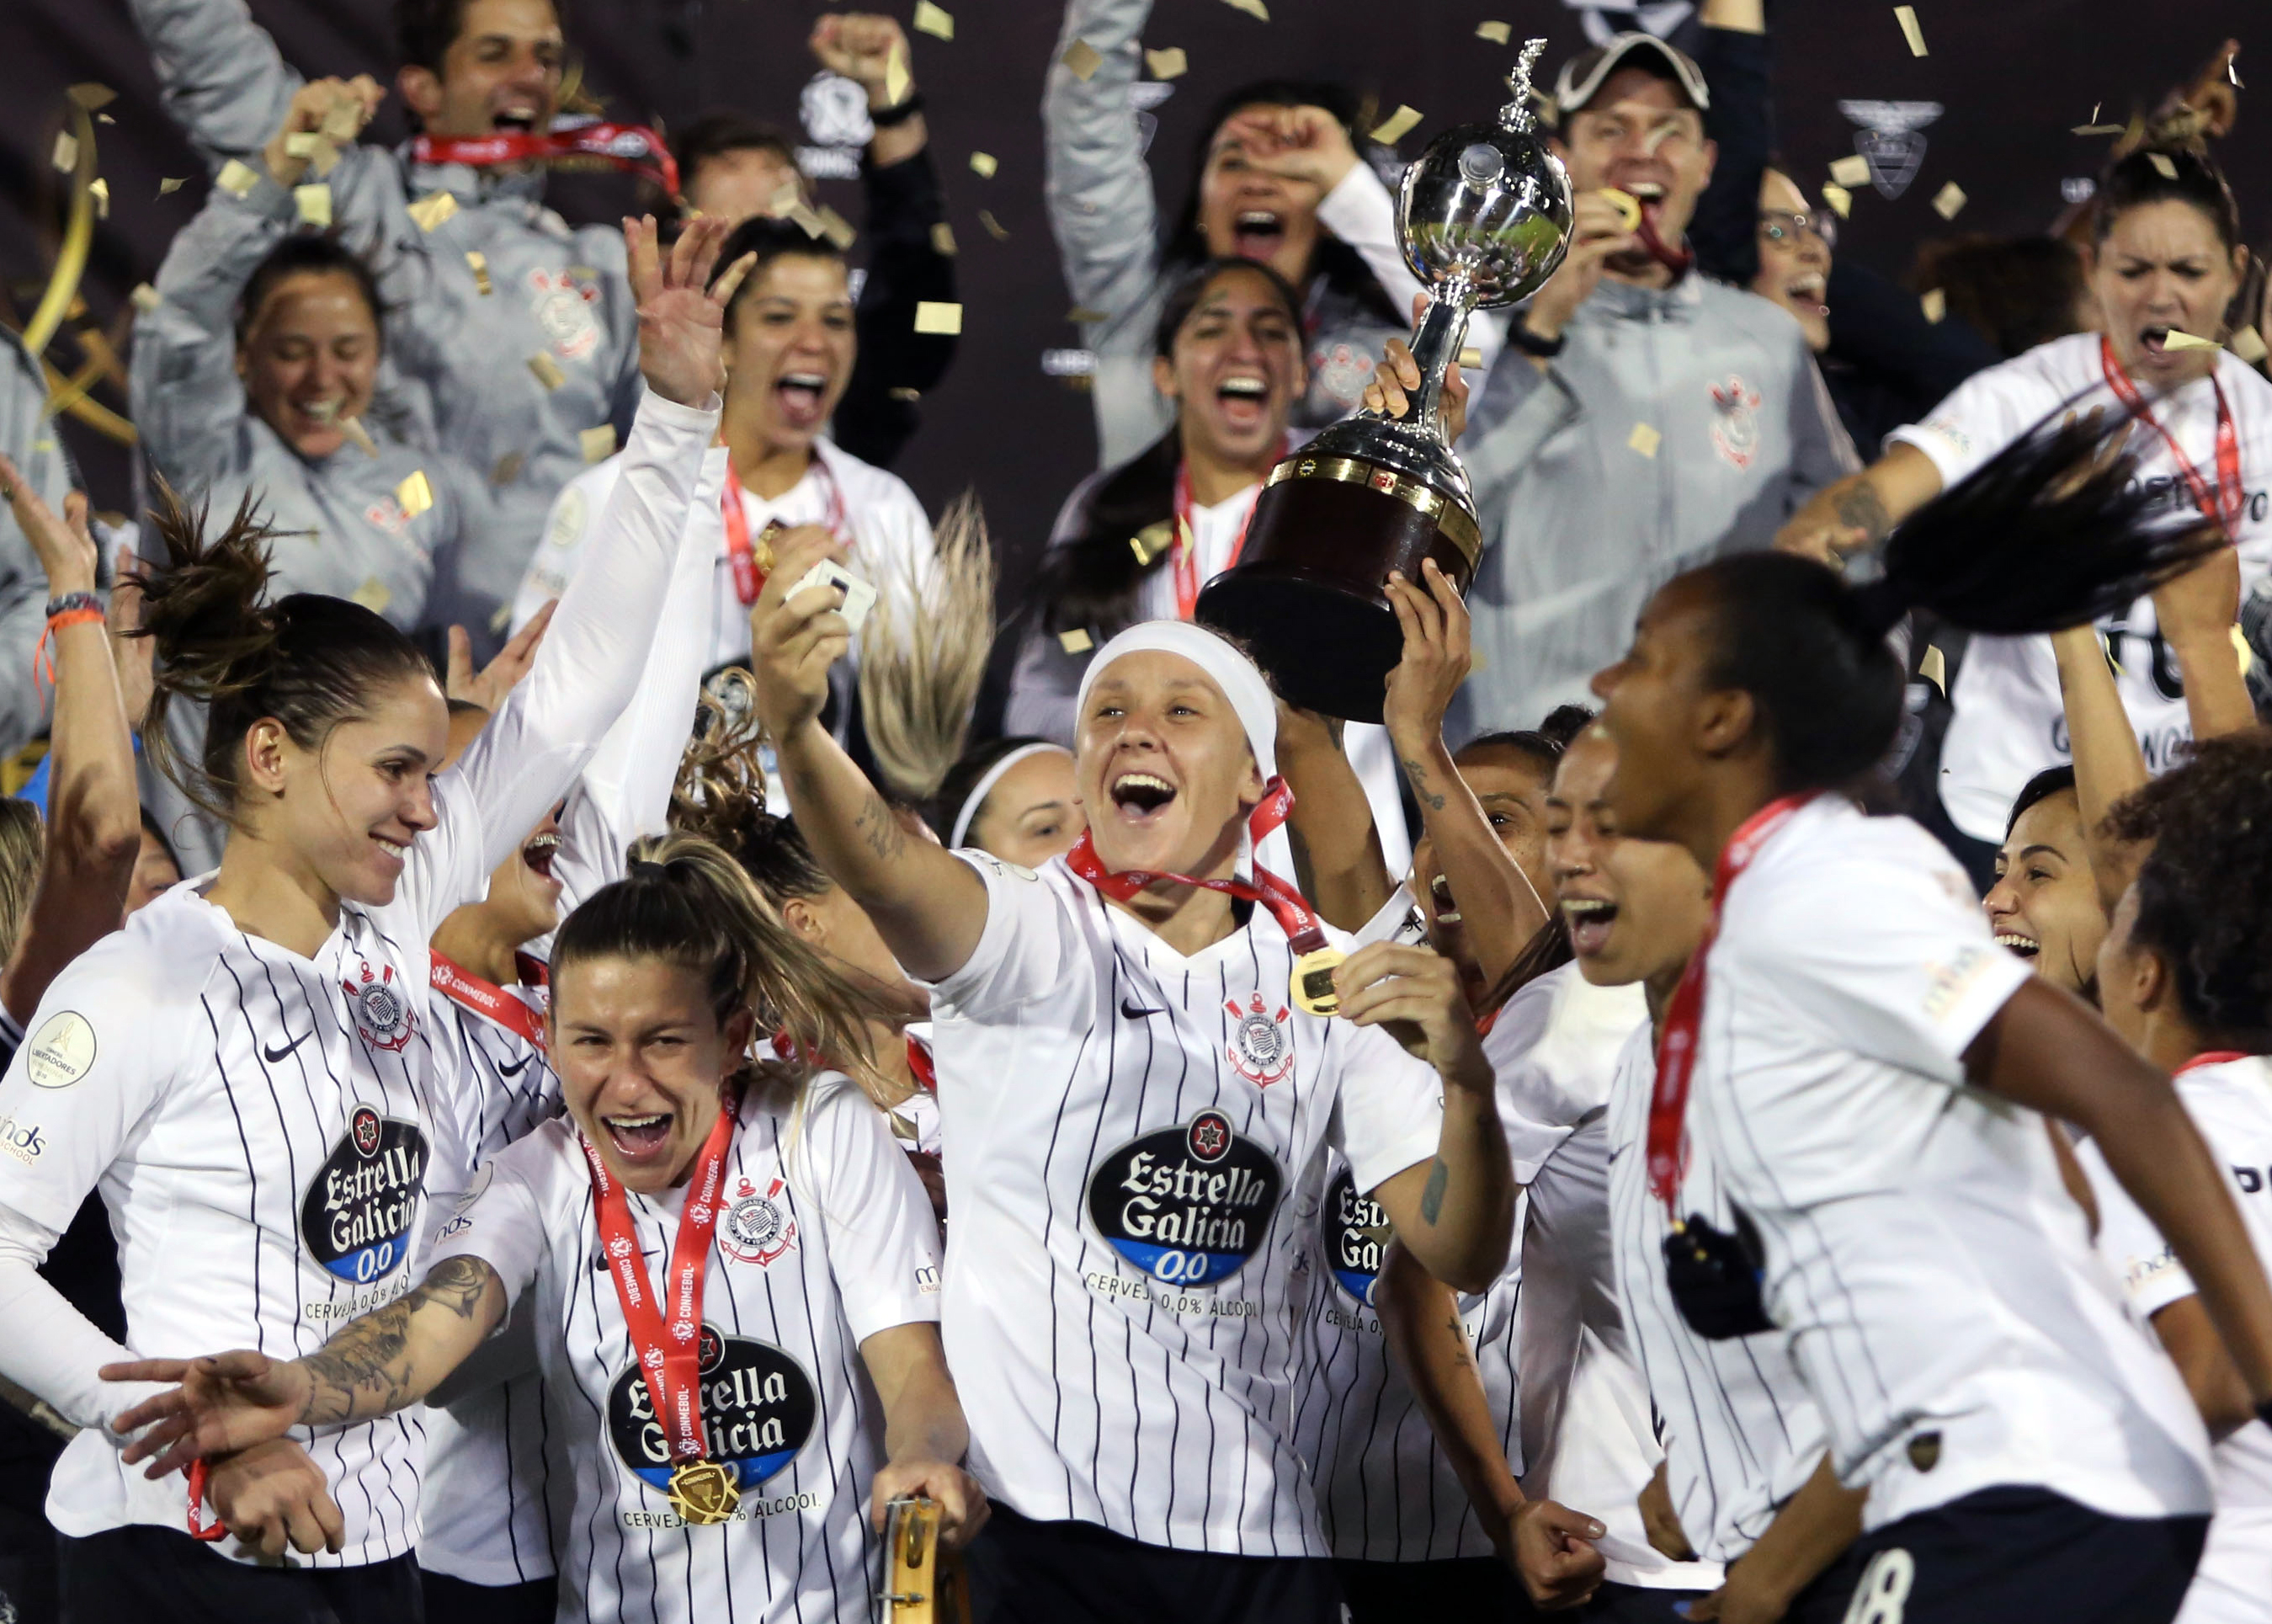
1196, 42, 1573, 721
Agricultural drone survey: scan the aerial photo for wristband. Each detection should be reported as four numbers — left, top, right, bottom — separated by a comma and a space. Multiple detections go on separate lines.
45, 590, 101, 620
1507, 318, 1565, 359
35, 605, 105, 690
869, 91, 925, 130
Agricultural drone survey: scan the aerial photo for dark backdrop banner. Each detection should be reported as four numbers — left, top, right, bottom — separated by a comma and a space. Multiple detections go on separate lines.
2, 0, 2264, 604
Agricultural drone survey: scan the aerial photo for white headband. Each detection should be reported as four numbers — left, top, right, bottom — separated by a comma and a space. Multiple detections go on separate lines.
1073, 621, 1279, 780
949, 742, 1073, 850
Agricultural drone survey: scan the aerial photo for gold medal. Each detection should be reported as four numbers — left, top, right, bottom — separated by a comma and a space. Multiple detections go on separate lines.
668, 1457, 741, 1525
1600, 187, 1643, 233
1290, 946, 1346, 1018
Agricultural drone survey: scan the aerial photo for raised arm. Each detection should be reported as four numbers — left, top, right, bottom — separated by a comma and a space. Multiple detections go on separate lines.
125, 0, 306, 166
2152, 544, 2256, 743
0, 471, 139, 1027
1773, 440, 1944, 566
2050, 624, 2148, 914
105, 1254, 508, 1477
1274, 705, 1395, 933
750, 526, 987, 981
1042, 0, 1163, 324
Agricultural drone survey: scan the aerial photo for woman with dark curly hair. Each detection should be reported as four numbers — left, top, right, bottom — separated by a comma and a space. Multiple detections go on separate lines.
2082, 732, 2272, 1624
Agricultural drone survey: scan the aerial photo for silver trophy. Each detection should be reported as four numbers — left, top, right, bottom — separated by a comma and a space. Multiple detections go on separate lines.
1196, 39, 1574, 721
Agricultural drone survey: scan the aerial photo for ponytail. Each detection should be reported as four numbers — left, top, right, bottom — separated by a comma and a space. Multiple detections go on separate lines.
552, 833, 899, 1105
668, 669, 837, 901
137, 483, 433, 823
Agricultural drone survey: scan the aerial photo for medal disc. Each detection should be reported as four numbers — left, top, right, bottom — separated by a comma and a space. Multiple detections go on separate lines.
1600, 187, 1643, 232
668, 1457, 742, 1525
1290, 946, 1346, 1017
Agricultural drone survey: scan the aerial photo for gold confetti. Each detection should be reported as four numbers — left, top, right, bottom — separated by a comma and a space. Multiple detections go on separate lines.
90, 178, 109, 219
884, 42, 913, 108
395, 470, 434, 519
579, 425, 617, 463
1930, 181, 1966, 220
1893, 5, 1926, 56
51, 131, 79, 173
930, 221, 957, 256
1146, 46, 1188, 80
2071, 123, 2124, 136
67, 83, 117, 112
2161, 330, 2221, 351
529, 352, 567, 390
1828, 154, 1870, 189
2235, 625, 2253, 679
914, 301, 963, 335
1457, 346, 1482, 369
814, 205, 856, 250
129, 282, 162, 313
1370, 104, 1423, 145
1921, 287, 1946, 323
284, 130, 324, 158
1058, 628, 1094, 654
98, 114, 114, 125
319, 99, 364, 144
1821, 182, 1852, 218
216, 158, 260, 198
1061, 39, 1104, 80
1128, 521, 1172, 565
1627, 423, 1661, 458
2232, 326, 2268, 365
466, 250, 492, 295
492, 451, 524, 485
1067, 306, 1109, 323
784, 200, 827, 240
978, 209, 1009, 240
1223, 0, 1269, 19
1476, 20, 1511, 44
913, 0, 955, 40
407, 191, 459, 232
338, 416, 378, 457
890, 386, 922, 402
1919, 645, 1946, 695
294, 183, 333, 226
969, 151, 998, 178
2148, 152, 2178, 179
350, 577, 392, 615
158, 177, 186, 196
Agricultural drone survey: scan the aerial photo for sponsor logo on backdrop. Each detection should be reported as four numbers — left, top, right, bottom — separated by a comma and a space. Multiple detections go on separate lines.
1837, 101, 1943, 200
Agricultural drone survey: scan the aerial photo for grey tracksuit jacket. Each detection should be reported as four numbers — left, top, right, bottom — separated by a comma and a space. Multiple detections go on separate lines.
130, 181, 486, 638
1448, 276, 1857, 740
0, 332, 83, 759
128, 0, 641, 654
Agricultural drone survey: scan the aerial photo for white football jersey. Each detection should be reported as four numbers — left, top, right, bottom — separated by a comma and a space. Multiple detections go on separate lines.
1887, 333, 2272, 841
1690, 794, 2211, 1530
1604, 1024, 1829, 1566
2082, 1055, 2272, 1624
427, 1072, 943, 1624
0, 387, 719, 1567
921, 851, 1445, 1556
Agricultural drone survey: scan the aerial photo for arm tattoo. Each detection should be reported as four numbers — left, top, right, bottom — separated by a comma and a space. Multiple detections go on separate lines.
1400, 755, 1447, 813
1420, 1158, 1449, 1225
852, 790, 909, 864
1832, 479, 1892, 544
299, 1256, 497, 1426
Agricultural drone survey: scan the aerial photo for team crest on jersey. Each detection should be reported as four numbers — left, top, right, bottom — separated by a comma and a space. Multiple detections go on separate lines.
342, 961, 415, 1053
1709, 375, 1763, 470
301, 1113, 427, 1284
526, 267, 601, 362
720, 1175, 798, 1267
1322, 1168, 1392, 1307
1086, 1112, 1285, 1287
607, 1323, 817, 1495
1224, 992, 1294, 1087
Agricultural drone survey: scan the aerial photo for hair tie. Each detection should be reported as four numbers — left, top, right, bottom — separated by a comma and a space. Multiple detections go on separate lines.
628, 858, 670, 883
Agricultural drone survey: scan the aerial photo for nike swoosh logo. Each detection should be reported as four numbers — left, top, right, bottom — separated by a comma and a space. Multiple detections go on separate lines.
1120, 1000, 1165, 1020
497, 1053, 536, 1078
262, 1032, 311, 1063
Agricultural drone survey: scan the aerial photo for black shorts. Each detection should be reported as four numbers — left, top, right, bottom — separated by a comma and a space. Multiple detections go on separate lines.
964, 1502, 1344, 1624
1333, 1555, 1531, 1621
57, 1524, 423, 1624
418, 1567, 556, 1624
1831, 1487, 2207, 1624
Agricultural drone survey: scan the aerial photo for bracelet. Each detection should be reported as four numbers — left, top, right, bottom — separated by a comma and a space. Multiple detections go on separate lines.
34, 607, 105, 690
45, 590, 101, 620
869, 91, 925, 129
1506, 318, 1565, 359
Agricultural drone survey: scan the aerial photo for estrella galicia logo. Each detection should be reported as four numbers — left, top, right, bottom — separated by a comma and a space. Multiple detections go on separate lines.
1322, 1168, 1391, 1307
301, 1108, 427, 1284
1087, 1110, 1283, 1286
607, 1323, 817, 1493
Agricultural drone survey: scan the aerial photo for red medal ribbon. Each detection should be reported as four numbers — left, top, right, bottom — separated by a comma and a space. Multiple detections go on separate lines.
907, 1032, 938, 1094
1168, 462, 1265, 623
411, 120, 680, 199
186, 1459, 226, 1541
579, 1089, 740, 1469
430, 950, 551, 1055
721, 456, 852, 607
2099, 335, 2243, 540
2178, 1050, 2253, 1076
1647, 794, 1817, 1211
1062, 775, 1329, 956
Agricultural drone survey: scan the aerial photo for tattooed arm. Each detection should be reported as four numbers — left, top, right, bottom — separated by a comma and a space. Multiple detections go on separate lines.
748, 525, 990, 981
102, 1256, 508, 1478
1772, 441, 1944, 566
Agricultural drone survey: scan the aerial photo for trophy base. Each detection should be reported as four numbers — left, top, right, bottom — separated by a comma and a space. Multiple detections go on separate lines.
1195, 455, 1479, 723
